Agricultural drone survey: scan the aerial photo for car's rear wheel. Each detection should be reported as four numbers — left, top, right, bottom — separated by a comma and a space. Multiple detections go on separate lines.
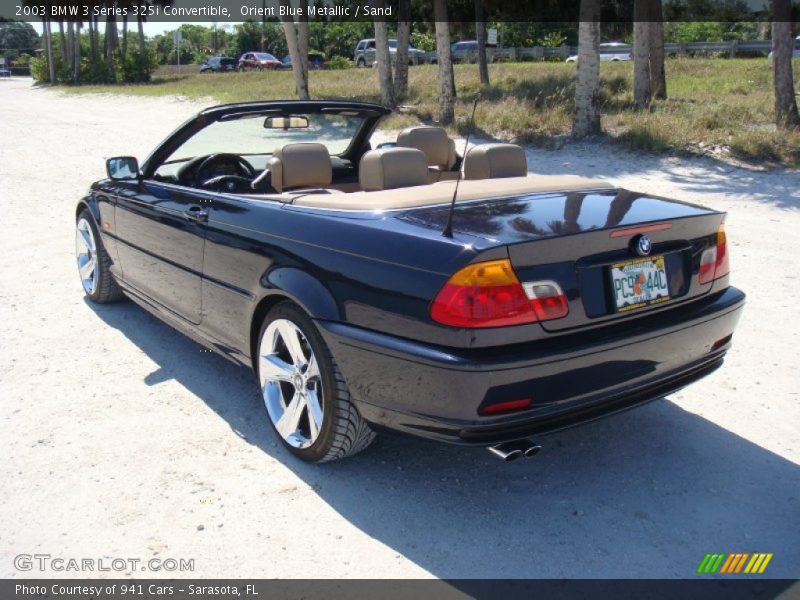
356, 57, 366, 68
256, 302, 375, 462
75, 210, 124, 303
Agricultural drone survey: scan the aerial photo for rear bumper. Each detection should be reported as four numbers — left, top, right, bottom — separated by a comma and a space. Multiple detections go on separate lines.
317, 287, 745, 446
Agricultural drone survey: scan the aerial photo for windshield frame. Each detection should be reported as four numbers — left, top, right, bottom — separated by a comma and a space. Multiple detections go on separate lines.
141, 100, 390, 180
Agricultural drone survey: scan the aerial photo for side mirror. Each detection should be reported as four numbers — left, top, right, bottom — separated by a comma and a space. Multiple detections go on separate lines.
106, 156, 139, 180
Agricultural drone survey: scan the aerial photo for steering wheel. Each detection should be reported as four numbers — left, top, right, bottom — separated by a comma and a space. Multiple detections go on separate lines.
192, 153, 256, 190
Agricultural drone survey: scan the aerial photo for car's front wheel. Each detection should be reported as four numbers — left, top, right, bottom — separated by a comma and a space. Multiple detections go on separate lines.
75, 210, 124, 303
256, 302, 375, 462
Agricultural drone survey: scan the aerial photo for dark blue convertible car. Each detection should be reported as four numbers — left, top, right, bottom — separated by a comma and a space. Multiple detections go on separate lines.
76, 100, 744, 462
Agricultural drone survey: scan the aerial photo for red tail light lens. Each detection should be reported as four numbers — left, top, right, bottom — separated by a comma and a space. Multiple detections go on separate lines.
478, 397, 533, 416
699, 225, 729, 284
430, 259, 535, 327
430, 260, 569, 328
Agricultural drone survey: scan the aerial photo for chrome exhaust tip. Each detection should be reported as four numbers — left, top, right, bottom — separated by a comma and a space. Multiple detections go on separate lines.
488, 439, 541, 461
524, 444, 542, 458
488, 445, 524, 462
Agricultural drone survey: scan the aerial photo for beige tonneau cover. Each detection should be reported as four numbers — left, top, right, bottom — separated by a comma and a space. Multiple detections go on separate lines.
288, 175, 613, 211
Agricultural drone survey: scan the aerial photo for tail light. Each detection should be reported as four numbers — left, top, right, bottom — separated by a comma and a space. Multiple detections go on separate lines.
699, 225, 730, 284
430, 259, 568, 328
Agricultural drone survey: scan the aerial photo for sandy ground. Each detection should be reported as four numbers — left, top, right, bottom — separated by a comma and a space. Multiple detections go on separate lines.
0, 77, 798, 580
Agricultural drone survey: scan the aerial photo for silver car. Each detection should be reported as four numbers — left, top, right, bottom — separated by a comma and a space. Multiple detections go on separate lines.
566, 42, 632, 63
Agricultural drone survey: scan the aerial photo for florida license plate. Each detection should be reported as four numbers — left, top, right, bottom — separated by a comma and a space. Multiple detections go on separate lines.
610, 256, 670, 312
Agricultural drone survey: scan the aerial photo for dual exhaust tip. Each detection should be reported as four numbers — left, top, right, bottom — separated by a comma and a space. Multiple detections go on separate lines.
488, 439, 542, 462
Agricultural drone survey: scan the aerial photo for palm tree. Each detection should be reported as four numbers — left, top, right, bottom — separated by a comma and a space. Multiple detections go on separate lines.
632, 0, 651, 109
573, 0, 601, 137
434, 0, 456, 125
280, 0, 309, 100
393, 0, 411, 99
373, 0, 395, 107
474, 0, 489, 87
772, 0, 799, 129
649, 0, 666, 99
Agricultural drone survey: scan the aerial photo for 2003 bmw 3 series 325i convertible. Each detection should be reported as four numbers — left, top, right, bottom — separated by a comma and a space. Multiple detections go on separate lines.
76, 100, 745, 463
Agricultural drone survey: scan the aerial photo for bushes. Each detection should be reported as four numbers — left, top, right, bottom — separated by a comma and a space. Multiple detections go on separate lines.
326, 55, 351, 70
31, 49, 156, 85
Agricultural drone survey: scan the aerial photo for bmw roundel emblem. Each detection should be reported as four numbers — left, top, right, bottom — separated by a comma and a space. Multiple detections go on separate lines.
635, 235, 652, 256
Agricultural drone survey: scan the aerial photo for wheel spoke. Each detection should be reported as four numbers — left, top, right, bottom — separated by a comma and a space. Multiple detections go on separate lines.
278, 321, 306, 367
275, 392, 306, 439
259, 354, 294, 383
306, 389, 323, 439
79, 257, 95, 281
79, 226, 95, 252
305, 353, 319, 380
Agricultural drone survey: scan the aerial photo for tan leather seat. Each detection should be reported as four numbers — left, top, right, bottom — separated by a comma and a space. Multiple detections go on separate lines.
463, 143, 528, 180
359, 147, 429, 191
396, 126, 459, 183
267, 142, 332, 193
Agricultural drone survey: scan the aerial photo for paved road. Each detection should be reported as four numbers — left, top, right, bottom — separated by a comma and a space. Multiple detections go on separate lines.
1, 78, 798, 579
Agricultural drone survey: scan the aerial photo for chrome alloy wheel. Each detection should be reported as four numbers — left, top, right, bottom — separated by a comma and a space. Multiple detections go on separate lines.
75, 218, 98, 295
258, 318, 324, 448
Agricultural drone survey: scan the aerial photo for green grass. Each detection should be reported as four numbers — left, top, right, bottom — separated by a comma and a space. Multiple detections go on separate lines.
64, 59, 800, 167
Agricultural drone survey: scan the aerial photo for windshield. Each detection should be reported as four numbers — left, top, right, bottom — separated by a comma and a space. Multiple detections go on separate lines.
162, 112, 367, 165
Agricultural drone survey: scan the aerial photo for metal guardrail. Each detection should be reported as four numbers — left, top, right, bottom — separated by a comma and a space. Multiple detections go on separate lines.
419, 39, 774, 64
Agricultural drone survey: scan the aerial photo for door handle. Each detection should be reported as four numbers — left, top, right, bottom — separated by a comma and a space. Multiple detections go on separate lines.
184, 206, 208, 222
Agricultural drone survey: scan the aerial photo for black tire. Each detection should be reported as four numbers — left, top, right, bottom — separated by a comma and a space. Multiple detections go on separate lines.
356, 57, 366, 68
76, 209, 125, 304
256, 301, 376, 462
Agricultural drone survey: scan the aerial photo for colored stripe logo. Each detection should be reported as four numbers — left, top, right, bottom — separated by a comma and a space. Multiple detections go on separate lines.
697, 553, 773, 574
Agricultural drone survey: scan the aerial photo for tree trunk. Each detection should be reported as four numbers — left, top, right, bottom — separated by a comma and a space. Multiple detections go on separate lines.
434, 0, 456, 125
374, 3, 395, 107
772, 3, 800, 129
58, 20, 68, 64
43, 17, 56, 83
475, 0, 489, 87
280, 3, 309, 100
106, 15, 117, 78
88, 17, 96, 61
649, 0, 666, 100
394, 0, 411, 100
73, 21, 81, 83
632, 1, 651, 109
573, 2, 601, 138
297, 12, 310, 93
121, 15, 128, 59
67, 21, 75, 73
137, 16, 146, 55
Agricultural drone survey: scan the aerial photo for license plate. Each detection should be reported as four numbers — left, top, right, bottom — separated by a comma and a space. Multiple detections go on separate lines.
610, 256, 670, 313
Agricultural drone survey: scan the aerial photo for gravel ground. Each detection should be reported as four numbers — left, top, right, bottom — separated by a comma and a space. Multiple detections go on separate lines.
1, 77, 798, 579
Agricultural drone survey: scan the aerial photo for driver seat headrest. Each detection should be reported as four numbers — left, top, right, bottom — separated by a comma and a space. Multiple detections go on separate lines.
269, 143, 332, 193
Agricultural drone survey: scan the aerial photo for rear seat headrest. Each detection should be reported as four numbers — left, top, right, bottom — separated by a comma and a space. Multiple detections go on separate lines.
359, 147, 429, 191
463, 143, 527, 180
269, 142, 332, 193
396, 126, 457, 170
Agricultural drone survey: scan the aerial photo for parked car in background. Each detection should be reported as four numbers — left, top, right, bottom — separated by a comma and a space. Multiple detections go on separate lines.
200, 57, 237, 73
451, 40, 479, 63
354, 38, 425, 67
566, 42, 633, 63
768, 35, 800, 60
282, 53, 327, 70
238, 52, 283, 71
0, 68, 11, 77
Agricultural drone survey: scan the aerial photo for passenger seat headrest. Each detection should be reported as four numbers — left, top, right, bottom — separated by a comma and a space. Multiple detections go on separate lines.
396, 126, 457, 170
359, 147, 429, 191
462, 143, 527, 180
269, 142, 332, 193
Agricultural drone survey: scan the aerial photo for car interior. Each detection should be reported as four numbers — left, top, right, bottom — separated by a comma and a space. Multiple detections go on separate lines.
155, 121, 611, 211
